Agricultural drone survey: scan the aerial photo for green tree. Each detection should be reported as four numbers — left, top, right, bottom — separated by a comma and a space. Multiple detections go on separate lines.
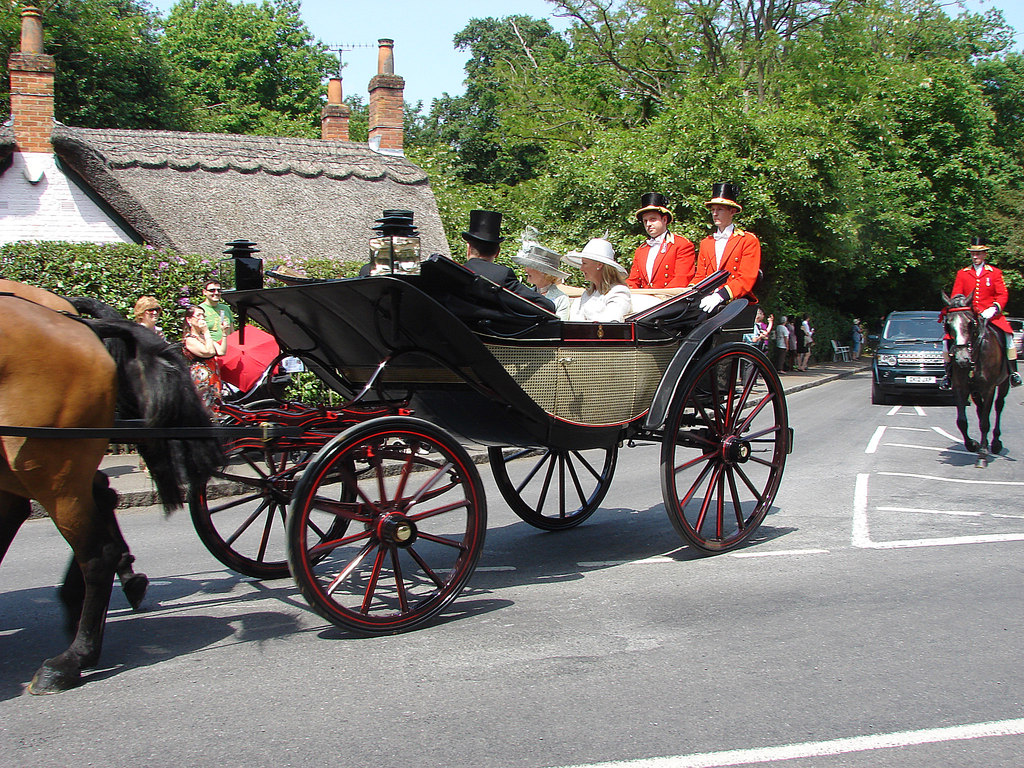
160, 0, 335, 136
0, 0, 193, 129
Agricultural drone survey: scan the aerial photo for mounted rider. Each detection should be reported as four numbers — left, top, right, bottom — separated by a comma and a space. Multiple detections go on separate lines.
941, 237, 1021, 389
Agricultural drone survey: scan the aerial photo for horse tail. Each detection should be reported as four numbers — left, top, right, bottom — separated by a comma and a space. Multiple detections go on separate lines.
78, 317, 225, 511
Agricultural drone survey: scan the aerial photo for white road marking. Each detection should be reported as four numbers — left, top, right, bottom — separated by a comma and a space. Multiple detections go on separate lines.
889, 426, 931, 431
886, 405, 901, 416
547, 717, 1024, 768
878, 471, 1024, 486
852, 473, 871, 547
730, 549, 829, 558
863, 533, 1024, 549
993, 513, 1024, 520
865, 426, 886, 453
914, 405, 926, 415
876, 506, 981, 517
477, 566, 516, 572
882, 442, 971, 454
932, 425, 960, 442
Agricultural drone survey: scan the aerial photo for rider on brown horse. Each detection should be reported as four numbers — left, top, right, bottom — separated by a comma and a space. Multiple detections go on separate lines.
940, 237, 1021, 390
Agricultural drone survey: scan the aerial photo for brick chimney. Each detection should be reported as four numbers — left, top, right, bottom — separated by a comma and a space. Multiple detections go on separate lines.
8, 6, 55, 153
321, 76, 351, 141
368, 39, 404, 154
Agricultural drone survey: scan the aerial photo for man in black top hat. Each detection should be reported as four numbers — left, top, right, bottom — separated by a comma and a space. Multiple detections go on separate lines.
462, 210, 555, 312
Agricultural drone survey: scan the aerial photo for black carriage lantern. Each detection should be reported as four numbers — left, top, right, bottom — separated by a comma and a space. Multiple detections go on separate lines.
221, 239, 263, 291
368, 209, 421, 275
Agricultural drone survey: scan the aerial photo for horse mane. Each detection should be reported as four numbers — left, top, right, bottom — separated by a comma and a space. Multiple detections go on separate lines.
77, 316, 225, 511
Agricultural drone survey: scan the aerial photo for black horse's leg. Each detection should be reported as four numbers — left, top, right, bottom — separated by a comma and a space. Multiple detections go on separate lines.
991, 381, 1008, 455
0, 492, 32, 563
974, 390, 994, 468
58, 556, 85, 636
93, 473, 148, 610
953, 386, 978, 453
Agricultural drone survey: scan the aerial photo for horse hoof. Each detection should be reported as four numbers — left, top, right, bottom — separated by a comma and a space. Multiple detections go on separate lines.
121, 573, 149, 611
992, 441, 1003, 455
29, 659, 81, 695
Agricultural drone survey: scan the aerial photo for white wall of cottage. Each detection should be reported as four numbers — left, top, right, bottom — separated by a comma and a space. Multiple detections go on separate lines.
0, 151, 134, 245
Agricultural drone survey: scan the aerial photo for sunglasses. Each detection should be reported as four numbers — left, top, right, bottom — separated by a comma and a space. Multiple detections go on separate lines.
205, 287, 222, 294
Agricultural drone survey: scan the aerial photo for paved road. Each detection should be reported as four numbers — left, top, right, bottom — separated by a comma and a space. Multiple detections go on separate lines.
3, 370, 1024, 767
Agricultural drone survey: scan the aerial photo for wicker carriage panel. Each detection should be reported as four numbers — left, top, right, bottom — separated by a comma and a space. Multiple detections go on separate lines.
488, 343, 678, 425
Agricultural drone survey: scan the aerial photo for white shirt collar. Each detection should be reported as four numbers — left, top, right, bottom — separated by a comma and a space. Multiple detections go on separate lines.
713, 224, 735, 241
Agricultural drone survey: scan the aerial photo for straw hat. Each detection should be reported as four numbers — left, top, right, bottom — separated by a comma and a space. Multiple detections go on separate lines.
704, 181, 743, 212
564, 238, 626, 275
513, 243, 568, 280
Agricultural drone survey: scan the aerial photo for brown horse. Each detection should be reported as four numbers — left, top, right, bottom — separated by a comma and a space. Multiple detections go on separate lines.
0, 285, 223, 694
942, 293, 1010, 468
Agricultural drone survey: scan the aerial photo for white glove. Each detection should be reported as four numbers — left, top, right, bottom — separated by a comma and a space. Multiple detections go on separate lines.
699, 293, 724, 313
981, 306, 997, 320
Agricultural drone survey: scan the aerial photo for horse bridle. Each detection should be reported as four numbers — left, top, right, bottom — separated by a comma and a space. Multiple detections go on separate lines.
945, 305, 977, 367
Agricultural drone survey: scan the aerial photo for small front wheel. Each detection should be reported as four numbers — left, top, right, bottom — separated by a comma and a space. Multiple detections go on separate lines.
660, 343, 789, 553
287, 417, 487, 634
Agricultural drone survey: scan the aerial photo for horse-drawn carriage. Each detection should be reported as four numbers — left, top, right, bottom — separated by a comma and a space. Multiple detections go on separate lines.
0, 255, 791, 691
190, 254, 793, 633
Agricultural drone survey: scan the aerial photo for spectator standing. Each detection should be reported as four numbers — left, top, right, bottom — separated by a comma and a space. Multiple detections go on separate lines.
199, 279, 235, 345
133, 295, 164, 339
851, 319, 864, 359
786, 316, 798, 371
774, 316, 790, 371
751, 308, 773, 352
797, 313, 814, 370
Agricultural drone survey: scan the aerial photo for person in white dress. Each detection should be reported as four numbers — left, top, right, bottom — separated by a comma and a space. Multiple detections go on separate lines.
512, 230, 571, 320
563, 238, 632, 323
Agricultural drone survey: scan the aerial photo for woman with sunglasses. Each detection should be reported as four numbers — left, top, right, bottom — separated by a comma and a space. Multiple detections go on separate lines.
133, 295, 165, 339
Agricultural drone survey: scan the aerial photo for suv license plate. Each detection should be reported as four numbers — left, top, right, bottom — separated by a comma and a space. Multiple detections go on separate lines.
906, 376, 936, 384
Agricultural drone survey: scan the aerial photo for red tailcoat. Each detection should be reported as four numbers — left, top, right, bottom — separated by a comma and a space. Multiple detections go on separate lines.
627, 232, 696, 289
950, 263, 1012, 334
692, 228, 761, 301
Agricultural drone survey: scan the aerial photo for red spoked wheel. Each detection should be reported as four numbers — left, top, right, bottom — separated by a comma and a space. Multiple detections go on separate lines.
487, 445, 617, 531
287, 417, 487, 634
660, 342, 789, 553
190, 446, 332, 579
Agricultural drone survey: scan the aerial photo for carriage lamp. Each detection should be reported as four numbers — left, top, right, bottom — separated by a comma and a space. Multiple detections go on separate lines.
221, 239, 263, 291
369, 210, 421, 275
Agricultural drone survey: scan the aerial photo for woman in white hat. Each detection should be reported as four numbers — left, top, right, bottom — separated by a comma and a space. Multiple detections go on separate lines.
513, 240, 571, 320
564, 238, 632, 323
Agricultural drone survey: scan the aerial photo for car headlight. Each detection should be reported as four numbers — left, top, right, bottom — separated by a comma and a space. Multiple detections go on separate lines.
877, 354, 897, 366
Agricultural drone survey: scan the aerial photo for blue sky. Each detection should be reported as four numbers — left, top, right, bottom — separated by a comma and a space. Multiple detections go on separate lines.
146, 0, 1022, 108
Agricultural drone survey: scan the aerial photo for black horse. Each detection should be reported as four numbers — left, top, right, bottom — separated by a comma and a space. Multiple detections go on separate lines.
942, 293, 1010, 468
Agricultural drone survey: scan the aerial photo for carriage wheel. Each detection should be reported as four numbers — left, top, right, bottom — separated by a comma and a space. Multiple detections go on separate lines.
189, 446, 346, 579
287, 417, 487, 634
488, 445, 617, 530
660, 342, 789, 553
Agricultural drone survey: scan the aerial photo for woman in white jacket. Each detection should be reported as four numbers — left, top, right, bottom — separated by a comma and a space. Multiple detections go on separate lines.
564, 238, 632, 323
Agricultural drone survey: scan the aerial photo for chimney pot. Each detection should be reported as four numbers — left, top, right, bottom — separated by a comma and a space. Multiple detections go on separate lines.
377, 39, 395, 75
20, 6, 44, 54
327, 77, 342, 105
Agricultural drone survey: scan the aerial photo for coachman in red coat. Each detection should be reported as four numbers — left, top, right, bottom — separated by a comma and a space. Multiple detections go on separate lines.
690, 182, 761, 313
627, 193, 696, 289
946, 237, 1021, 387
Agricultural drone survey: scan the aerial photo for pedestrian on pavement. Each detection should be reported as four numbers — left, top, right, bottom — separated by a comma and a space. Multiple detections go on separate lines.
852, 319, 863, 359
774, 316, 790, 371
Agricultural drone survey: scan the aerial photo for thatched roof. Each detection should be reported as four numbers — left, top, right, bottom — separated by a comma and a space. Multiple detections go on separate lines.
49, 125, 448, 263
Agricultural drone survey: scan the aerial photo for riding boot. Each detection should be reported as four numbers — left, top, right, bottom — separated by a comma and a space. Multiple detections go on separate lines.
1010, 358, 1022, 388
938, 361, 951, 391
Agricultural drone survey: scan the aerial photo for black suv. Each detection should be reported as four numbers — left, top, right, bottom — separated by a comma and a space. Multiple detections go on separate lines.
871, 310, 946, 404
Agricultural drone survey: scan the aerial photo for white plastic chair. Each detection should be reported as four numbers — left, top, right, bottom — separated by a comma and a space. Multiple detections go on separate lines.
831, 339, 851, 362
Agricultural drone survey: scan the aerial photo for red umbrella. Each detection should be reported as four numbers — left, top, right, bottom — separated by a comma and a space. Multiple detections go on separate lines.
219, 326, 281, 393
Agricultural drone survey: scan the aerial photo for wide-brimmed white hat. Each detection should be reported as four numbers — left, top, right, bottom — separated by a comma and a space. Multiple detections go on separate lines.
512, 243, 568, 279
564, 238, 626, 275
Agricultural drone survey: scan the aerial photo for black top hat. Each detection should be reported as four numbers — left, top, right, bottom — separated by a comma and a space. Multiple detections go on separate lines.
461, 210, 504, 244
635, 192, 673, 223
967, 236, 989, 251
372, 209, 418, 237
705, 182, 742, 212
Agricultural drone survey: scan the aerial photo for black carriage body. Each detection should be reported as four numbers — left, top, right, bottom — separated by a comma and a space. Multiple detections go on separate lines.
226, 257, 745, 451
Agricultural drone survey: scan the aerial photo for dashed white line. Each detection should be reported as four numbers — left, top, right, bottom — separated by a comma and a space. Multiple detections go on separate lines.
548, 717, 1024, 768
876, 506, 980, 517
852, 473, 871, 547
932, 425, 960, 442
730, 548, 828, 558
882, 442, 971, 454
878, 471, 1024, 486
865, 426, 886, 453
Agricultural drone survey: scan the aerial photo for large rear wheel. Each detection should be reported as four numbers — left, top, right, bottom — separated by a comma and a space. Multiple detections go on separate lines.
488, 445, 617, 530
660, 342, 789, 553
287, 417, 486, 634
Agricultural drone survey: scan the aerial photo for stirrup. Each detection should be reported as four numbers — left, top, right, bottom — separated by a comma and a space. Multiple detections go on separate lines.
1010, 371, 1022, 388
938, 375, 951, 391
